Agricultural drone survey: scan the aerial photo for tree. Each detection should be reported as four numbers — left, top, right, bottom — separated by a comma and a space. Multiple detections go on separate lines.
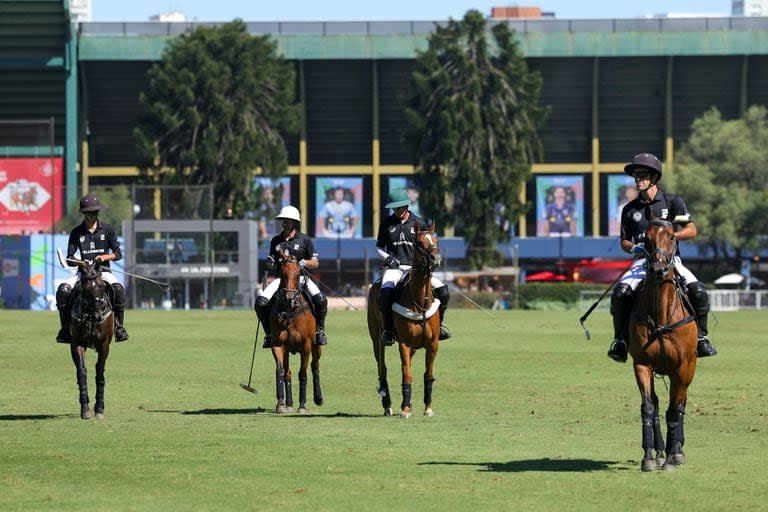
403, 10, 547, 269
134, 20, 300, 218
667, 106, 768, 267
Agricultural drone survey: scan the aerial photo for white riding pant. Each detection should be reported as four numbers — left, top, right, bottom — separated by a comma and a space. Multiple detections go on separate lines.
257, 275, 321, 301
619, 256, 697, 291
381, 265, 445, 290
63, 270, 119, 288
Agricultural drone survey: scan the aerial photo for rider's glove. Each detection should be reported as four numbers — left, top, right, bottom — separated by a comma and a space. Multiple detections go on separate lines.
298, 259, 306, 268
385, 256, 400, 270
631, 243, 646, 256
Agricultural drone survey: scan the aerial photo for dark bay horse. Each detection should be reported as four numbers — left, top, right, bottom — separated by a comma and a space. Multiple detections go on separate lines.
629, 220, 698, 471
269, 248, 323, 414
69, 260, 115, 420
367, 223, 442, 418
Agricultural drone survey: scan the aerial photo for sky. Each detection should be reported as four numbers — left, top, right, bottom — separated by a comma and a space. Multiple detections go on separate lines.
92, 1, 734, 22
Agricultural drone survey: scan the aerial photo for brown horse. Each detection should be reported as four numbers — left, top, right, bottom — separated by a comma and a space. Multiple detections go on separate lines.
68, 260, 115, 420
269, 247, 323, 414
629, 220, 698, 471
367, 223, 441, 418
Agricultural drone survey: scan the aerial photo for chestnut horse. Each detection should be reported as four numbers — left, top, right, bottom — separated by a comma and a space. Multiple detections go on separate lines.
367, 223, 441, 418
269, 247, 324, 414
68, 260, 114, 420
629, 220, 698, 471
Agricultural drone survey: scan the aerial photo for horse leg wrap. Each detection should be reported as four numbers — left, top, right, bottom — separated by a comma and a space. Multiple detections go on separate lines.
640, 399, 656, 456
423, 377, 435, 407
312, 368, 323, 406
653, 410, 665, 453
401, 383, 412, 411
666, 404, 685, 454
284, 379, 293, 408
275, 367, 285, 405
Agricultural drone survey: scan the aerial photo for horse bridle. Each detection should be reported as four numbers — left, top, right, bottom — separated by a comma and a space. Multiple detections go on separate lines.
276, 258, 309, 323
645, 220, 677, 276
80, 266, 112, 323
413, 234, 440, 273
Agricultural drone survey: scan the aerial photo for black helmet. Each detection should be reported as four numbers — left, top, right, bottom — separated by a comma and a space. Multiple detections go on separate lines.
624, 153, 662, 181
78, 195, 103, 213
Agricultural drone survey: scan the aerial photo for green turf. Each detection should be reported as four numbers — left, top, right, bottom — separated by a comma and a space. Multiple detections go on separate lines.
1, 309, 766, 511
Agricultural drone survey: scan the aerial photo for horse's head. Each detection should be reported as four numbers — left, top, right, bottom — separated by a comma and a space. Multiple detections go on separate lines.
276, 245, 301, 302
79, 260, 109, 309
644, 220, 676, 281
414, 222, 441, 272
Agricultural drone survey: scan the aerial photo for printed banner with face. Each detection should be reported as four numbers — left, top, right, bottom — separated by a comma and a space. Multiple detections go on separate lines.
536, 175, 584, 237
0, 158, 64, 235
315, 177, 363, 239
387, 176, 422, 218
251, 177, 291, 240
607, 174, 638, 236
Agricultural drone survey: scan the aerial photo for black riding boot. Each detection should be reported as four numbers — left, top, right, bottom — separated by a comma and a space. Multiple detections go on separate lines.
379, 287, 396, 346
56, 284, 72, 343
687, 282, 717, 357
254, 295, 272, 348
112, 283, 129, 342
312, 293, 328, 346
608, 283, 634, 363
433, 285, 452, 340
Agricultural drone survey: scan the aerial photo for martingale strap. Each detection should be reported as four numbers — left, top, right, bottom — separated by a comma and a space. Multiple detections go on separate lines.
649, 315, 696, 340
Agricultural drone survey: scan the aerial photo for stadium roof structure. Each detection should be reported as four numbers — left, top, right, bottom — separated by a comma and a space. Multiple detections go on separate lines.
78, 17, 768, 61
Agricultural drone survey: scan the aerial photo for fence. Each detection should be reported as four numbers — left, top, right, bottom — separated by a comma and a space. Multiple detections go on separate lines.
579, 289, 768, 313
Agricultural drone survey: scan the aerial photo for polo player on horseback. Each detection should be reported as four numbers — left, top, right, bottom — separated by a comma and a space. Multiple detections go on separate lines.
56, 195, 129, 343
607, 153, 717, 363
375, 188, 451, 346
254, 205, 329, 348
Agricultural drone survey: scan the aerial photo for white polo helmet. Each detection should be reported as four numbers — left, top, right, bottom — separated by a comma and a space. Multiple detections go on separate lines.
276, 205, 301, 222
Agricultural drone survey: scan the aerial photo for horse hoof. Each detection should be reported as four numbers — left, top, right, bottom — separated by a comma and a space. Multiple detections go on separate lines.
655, 456, 666, 467
80, 408, 92, 420
662, 462, 677, 472
672, 453, 686, 465
400, 411, 412, 419
275, 405, 288, 414
383, 408, 393, 417
424, 409, 435, 417
298, 407, 307, 414
314, 397, 324, 406
641, 459, 657, 472
95, 412, 105, 420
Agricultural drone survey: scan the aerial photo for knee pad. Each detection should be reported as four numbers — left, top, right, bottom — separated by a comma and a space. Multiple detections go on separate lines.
433, 285, 450, 305
686, 281, 709, 310
111, 283, 126, 308
56, 284, 72, 308
610, 283, 633, 313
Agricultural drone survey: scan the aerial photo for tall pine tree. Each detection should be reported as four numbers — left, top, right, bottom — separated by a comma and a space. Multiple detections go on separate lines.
404, 10, 546, 269
134, 20, 300, 218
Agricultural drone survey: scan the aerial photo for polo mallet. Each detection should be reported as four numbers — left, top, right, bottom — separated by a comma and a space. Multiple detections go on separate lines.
579, 258, 636, 340
239, 319, 261, 394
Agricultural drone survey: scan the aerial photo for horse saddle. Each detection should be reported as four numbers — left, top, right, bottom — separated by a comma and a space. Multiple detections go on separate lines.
70, 283, 115, 326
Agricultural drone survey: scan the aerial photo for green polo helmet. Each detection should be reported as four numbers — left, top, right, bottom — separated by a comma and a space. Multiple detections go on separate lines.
385, 188, 410, 209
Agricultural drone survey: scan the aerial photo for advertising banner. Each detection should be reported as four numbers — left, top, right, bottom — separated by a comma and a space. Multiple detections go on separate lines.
0, 158, 64, 235
535, 175, 585, 237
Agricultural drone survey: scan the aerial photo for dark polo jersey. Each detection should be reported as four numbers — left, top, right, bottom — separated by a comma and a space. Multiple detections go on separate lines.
376, 213, 426, 266
66, 220, 122, 270
268, 231, 317, 277
620, 189, 691, 246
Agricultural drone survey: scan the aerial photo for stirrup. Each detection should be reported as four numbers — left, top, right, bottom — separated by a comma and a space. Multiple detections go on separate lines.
380, 330, 395, 346
696, 336, 717, 358
607, 338, 628, 363
314, 330, 328, 346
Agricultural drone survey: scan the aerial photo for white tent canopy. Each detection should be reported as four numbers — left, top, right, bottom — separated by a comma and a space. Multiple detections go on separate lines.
714, 273, 744, 285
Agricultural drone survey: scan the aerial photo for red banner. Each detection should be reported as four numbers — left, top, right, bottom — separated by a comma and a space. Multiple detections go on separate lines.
0, 158, 64, 235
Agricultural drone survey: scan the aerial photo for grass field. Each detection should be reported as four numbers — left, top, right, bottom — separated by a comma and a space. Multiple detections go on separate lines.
1, 309, 766, 511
